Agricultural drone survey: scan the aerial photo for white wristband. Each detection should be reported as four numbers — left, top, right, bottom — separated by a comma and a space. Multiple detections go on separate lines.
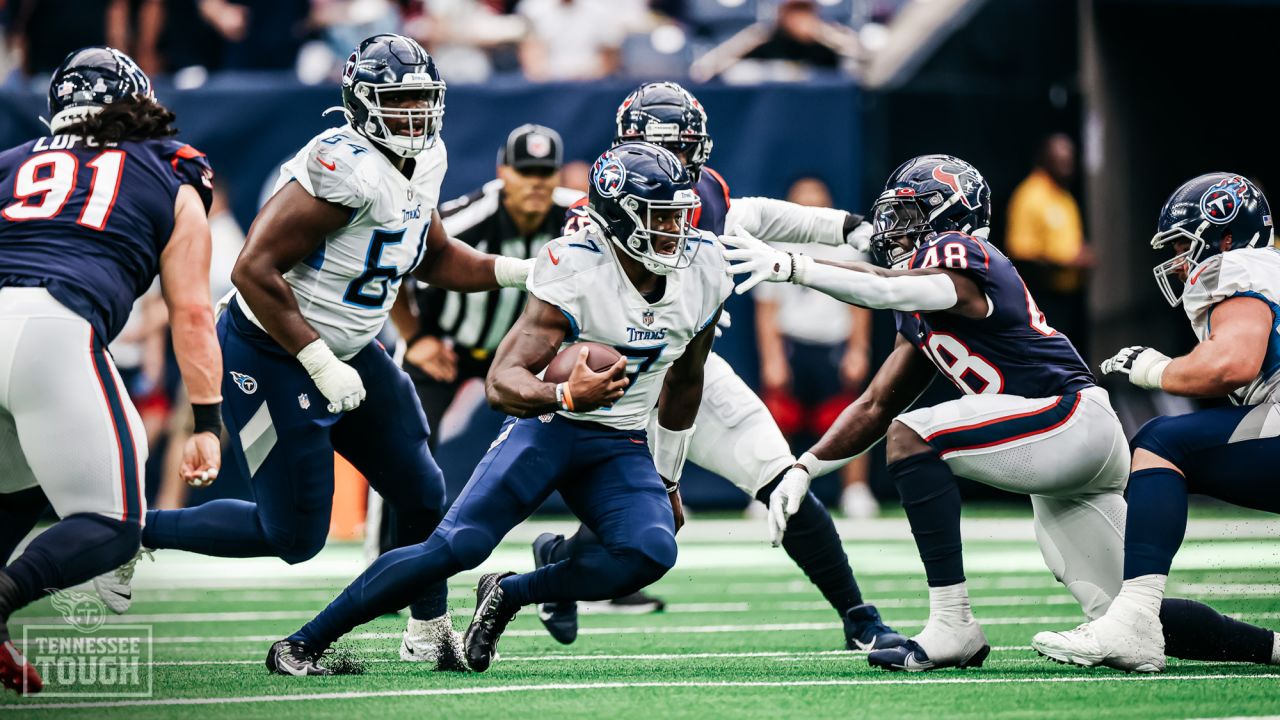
494, 255, 532, 289
794, 451, 853, 478
296, 338, 339, 377
653, 423, 695, 484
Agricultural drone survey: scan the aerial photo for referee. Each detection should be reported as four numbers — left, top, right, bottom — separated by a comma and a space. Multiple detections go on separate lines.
392, 124, 582, 445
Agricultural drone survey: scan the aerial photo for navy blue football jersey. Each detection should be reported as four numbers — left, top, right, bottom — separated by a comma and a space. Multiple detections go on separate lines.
0, 134, 213, 342
563, 164, 732, 235
894, 232, 1094, 398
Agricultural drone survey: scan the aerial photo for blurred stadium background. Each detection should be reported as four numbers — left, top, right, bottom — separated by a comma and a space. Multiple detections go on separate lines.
0, 0, 1274, 522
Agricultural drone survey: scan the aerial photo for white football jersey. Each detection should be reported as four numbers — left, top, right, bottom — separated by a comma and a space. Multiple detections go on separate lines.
526, 227, 732, 430
236, 125, 447, 359
1183, 246, 1280, 405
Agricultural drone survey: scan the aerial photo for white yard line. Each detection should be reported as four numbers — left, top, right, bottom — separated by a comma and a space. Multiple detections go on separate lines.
10, 674, 1280, 711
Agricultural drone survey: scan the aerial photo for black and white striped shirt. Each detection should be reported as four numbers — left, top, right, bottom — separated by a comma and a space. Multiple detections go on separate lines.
415, 179, 584, 354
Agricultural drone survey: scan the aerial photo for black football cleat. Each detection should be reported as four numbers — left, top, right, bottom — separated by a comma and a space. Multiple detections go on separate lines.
532, 534, 579, 645
867, 638, 990, 672
265, 639, 334, 676
464, 572, 520, 672
843, 604, 908, 651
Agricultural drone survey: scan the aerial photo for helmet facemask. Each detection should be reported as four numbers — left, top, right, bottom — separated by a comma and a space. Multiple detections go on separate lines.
350, 79, 446, 158
633, 122, 712, 181
590, 189, 702, 276
869, 195, 933, 269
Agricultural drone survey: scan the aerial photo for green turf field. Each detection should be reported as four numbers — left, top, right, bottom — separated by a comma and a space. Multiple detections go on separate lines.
4, 511, 1279, 719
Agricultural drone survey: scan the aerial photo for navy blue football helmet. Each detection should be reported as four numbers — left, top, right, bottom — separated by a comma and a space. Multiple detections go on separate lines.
614, 82, 713, 182
47, 46, 153, 133
587, 142, 702, 276
340, 34, 445, 158
868, 154, 992, 269
1152, 172, 1273, 306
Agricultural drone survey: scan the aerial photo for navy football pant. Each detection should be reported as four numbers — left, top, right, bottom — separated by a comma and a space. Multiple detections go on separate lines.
292, 414, 677, 649
144, 302, 448, 618
1125, 404, 1280, 579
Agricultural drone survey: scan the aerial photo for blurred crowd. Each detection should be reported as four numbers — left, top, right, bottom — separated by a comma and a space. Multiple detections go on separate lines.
0, 0, 910, 87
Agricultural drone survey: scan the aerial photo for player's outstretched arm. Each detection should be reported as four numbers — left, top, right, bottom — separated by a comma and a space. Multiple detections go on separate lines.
766, 336, 934, 543
721, 231, 988, 317
160, 185, 223, 485
485, 296, 628, 417
1101, 296, 1270, 396
726, 198, 865, 247
413, 209, 531, 292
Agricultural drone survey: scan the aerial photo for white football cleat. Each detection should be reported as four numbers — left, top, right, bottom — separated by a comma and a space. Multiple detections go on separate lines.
92, 548, 152, 615
840, 482, 880, 520
1032, 598, 1166, 673
400, 614, 468, 671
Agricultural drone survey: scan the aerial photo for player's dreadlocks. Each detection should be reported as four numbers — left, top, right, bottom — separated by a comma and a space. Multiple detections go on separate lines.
60, 95, 178, 143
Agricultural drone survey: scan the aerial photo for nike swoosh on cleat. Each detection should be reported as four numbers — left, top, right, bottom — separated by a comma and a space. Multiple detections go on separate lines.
852, 638, 876, 651
902, 652, 932, 671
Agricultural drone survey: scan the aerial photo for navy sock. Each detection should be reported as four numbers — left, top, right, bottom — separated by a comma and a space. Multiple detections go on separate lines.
2, 513, 140, 612
756, 473, 862, 614
888, 452, 964, 587
1160, 597, 1275, 663
0, 487, 48, 564
546, 526, 595, 565
143, 502, 274, 557
1123, 468, 1188, 579
386, 504, 448, 621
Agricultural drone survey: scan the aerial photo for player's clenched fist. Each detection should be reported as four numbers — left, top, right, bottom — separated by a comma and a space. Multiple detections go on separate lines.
297, 338, 367, 413
566, 348, 629, 412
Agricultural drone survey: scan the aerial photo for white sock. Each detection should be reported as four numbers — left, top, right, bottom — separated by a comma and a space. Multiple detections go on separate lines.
927, 582, 974, 625
1271, 633, 1279, 665
1116, 574, 1167, 616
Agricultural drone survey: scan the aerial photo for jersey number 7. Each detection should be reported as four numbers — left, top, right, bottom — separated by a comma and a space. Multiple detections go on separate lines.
2, 150, 126, 231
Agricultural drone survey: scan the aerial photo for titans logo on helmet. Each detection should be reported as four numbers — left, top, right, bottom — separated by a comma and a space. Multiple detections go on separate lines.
931, 163, 985, 210
1200, 175, 1249, 224
592, 152, 627, 198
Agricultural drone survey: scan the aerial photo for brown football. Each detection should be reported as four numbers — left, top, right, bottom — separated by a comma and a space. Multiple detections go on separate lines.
543, 342, 624, 383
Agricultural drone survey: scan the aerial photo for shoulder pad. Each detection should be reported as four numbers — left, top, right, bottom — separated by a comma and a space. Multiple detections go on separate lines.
285, 128, 376, 209
158, 139, 214, 212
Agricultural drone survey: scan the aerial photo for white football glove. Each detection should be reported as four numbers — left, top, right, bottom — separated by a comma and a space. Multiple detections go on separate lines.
846, 220, 873, 253
297, 338, 367, 413
714, 309, 731, 338
721, 226, 795, 294
767, 466, 812, 547
1100, 345, 1170, 390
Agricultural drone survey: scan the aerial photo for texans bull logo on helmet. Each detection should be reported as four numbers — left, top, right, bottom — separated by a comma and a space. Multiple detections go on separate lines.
1199, 175, 1249, 224
592, 152, 627, 198
931, 163, 986, 210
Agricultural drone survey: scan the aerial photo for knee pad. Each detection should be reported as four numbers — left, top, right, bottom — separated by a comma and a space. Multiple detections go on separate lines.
263, 519, 328, 565
606, 545, 674, 597
1131, 415, 1189, 467
441, 525, 499, 572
